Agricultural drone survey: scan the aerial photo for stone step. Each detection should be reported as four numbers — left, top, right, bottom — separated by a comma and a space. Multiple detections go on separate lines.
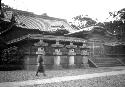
96, 63, 123, 67
91, 58, 124, 67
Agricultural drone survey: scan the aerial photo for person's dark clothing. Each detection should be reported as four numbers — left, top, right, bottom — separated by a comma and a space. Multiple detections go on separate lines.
36, 55, 46, 76
37, 58, 45, 73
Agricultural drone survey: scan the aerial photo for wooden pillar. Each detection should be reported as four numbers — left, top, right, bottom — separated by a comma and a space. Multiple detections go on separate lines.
24, 55, 30, 70
24, 41, 33, 70
93, 41, 94, 57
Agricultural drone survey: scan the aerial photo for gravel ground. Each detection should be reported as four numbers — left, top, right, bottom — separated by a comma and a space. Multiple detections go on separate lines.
0, 67, 123, 83
21, 74, 125, 87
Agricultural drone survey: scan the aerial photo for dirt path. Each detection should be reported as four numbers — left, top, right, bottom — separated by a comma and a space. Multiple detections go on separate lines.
0, 69, 125, 87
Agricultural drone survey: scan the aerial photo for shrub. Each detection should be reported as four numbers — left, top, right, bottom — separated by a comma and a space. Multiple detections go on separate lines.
1, 46, 24, 66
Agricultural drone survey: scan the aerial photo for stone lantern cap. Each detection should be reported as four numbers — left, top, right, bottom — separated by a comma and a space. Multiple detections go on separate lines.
34, 40, 48, 47
81, 50, 89, 56
51, 41, 64, 48
79, 43, 89, 49
66, 42, 77, 49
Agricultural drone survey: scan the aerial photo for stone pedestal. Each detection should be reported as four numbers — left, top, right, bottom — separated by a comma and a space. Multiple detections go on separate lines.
53, 55, 62, 69
69, 56, 75, 65
68, 55, 76, 68
52, 49, 63, 69
68, 51, 76, 68
81, 56, 89, 68
54, 56, 61, 65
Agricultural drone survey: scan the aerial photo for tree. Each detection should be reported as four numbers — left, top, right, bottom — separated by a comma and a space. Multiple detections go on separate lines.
109, 8, 125, 22
1, 3, 11, 11
70, 15, 97, 29
103, 8, 125, 42
0, 3, 17, 35
1, 46, 24, 65
118, 8, 125, 22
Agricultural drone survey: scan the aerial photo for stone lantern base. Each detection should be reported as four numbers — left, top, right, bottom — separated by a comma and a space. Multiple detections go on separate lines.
81, 63, 89, 69
53, 65, 62, 70
53, 55, 62, 69
68, 64, 77, 69
68, 55, 76, 69
81, 56, 89, 68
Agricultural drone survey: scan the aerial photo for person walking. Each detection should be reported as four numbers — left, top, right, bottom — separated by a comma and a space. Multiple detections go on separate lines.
36, 54, 46, 76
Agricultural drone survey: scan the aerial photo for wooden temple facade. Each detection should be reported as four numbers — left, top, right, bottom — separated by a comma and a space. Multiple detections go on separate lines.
5, 30, 125, 70
6, 34, 90, 70
1, 10, 125, 70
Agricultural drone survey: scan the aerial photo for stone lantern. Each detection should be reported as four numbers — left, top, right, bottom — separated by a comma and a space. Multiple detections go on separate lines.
66, 42, 77, 68
51, 41, 64, 69
35, 40, 48, 55
79, 42, 89, 68
34, 40, 48, 68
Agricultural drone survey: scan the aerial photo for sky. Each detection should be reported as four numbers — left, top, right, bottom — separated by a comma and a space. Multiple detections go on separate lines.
2, 0, 125, 22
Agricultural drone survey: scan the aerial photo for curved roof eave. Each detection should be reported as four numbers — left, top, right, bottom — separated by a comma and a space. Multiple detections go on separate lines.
7, 34, 86, 44
64, 26, 104, 36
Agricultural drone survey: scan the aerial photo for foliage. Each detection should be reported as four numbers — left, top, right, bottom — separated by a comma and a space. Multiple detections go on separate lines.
1, 3, 12, 19
119, 8, 125, 20
109, 8, 125, 21
1, 3, 15, 20
103, 8, 125, 37
1, 46, 24, 65
70, 8, 125, 32
70, 15, 97, 29
0, 3, 17, 36
1, 3, 12, 11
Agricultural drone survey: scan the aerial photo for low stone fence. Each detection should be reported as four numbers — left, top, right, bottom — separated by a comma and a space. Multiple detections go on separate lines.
24, 55, 84, 70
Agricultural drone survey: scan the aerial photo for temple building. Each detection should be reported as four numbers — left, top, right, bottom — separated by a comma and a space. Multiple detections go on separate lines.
0, 9, 125, 70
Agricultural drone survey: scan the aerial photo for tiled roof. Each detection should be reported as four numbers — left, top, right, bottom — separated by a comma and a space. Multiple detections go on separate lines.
4, 9, 75, 32
13, 13, 75, 32
15, 15, 46, 30
2, 9, 76, 34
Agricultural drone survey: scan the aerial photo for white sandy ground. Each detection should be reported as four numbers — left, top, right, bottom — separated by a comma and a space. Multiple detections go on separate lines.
0, 67, 125, 87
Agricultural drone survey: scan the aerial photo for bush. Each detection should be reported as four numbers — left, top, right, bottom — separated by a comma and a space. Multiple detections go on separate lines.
0, 46, 24, 70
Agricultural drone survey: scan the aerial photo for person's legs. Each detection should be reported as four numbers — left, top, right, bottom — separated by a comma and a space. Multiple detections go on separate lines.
36, 71, 38, 76
35, 71, 38, 76
35, 66, 39, 76
36, 70, 39, 76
